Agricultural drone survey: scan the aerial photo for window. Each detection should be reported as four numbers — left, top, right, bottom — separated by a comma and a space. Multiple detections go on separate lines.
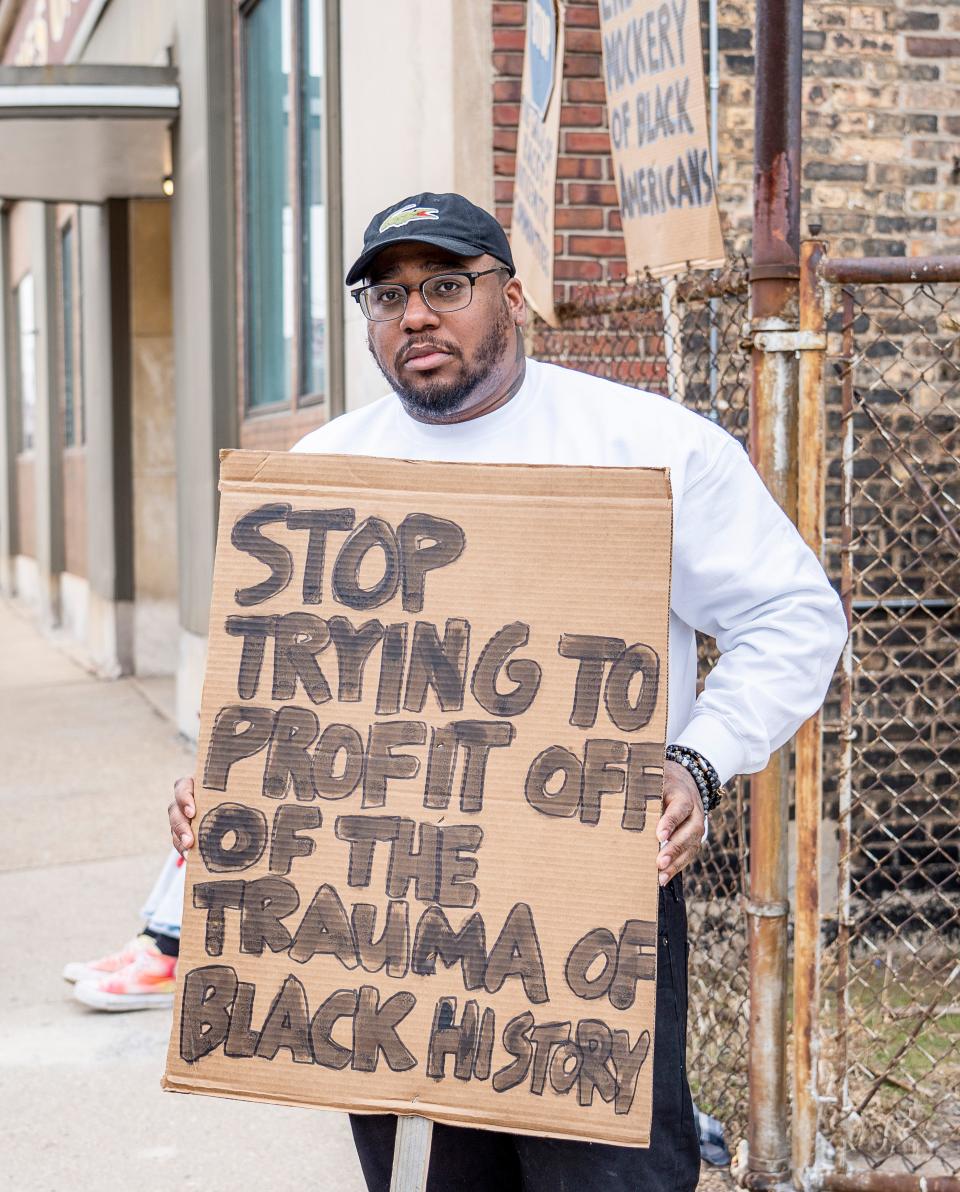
301, 1, 326, 397
60, 220, 83, 447
243, 0, 292, 409
16, 273, 36, 452
240, 0, 335, 414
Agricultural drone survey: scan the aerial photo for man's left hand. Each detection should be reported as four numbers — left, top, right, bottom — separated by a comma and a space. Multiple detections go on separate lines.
656, 759, 706, 886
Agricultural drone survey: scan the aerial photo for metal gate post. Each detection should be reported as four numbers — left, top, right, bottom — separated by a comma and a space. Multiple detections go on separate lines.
746, 0, 804, 1185
833, 288, 856, 1181
793, 238, 829, 1190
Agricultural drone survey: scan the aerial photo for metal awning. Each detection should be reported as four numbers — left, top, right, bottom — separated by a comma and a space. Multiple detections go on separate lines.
0, 64, 179, 203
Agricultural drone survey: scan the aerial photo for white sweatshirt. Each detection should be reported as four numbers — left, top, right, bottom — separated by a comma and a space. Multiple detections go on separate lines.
294, 356, 848, 785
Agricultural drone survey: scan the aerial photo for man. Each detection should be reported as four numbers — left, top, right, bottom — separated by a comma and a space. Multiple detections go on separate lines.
169, 192, 847, 1191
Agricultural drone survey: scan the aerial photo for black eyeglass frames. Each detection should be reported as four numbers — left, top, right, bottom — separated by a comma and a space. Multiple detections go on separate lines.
350, 266, 510, 322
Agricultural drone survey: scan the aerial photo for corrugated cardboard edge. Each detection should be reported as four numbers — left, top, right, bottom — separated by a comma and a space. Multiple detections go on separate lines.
644, 464, 675, 1134
643, 256, 726, 280
160, 1073, 652, 1149
217, 449, 671, 503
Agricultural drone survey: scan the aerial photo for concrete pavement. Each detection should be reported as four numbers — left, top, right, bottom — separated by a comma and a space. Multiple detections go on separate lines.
0, 598, 365, 1192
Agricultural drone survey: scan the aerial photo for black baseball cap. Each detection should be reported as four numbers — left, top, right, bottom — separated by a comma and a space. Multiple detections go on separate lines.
345, 191, 515, 286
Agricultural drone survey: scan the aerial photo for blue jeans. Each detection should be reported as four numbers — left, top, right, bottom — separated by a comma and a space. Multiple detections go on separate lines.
350, 876, 701, 1192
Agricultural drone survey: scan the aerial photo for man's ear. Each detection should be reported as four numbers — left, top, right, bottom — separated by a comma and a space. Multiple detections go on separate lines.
504, 275, 526, 325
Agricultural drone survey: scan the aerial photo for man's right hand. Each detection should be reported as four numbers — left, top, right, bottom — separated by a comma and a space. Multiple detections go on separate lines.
169, 777, 196, 856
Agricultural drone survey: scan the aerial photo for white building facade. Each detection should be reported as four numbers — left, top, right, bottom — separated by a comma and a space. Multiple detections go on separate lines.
0, 0, 493, 737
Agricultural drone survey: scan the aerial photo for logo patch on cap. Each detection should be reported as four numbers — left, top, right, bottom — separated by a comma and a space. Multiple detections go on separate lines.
379, 203, 440, 232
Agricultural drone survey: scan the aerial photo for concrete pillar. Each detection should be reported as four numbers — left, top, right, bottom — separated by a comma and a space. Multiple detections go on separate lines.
170, 0, 237, 738
78, 201, 135, 676
129, 200, 178, 677
453, 1, 494, 214
30, 202, 64, 628
339, 1, 494, 411
0, 209, 16, 596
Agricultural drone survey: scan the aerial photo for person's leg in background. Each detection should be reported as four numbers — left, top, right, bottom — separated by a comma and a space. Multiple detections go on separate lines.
140, 847, 186, 949
68, 849, 185, 1012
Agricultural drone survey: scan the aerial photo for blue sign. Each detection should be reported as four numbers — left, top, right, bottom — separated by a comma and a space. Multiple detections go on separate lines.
527, 0, 557, 121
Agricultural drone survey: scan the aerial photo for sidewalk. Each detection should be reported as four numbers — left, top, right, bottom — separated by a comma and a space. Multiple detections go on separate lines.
0, 598, 364, 1192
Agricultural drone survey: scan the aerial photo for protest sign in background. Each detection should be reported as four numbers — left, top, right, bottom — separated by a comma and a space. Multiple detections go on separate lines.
599, 0, 724, 277
164, 450, 672, 1148
511, 0, 565, 326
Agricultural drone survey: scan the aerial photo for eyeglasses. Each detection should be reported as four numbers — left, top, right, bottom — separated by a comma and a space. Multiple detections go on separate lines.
350, 266, 510, 322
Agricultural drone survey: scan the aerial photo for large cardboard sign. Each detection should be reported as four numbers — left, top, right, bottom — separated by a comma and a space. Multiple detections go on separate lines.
164, 451, 673, 1148
599, 0, 724, 277
511, 0, 565, 326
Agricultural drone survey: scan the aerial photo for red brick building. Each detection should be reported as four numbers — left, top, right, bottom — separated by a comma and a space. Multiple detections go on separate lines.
492, 0, 960, 312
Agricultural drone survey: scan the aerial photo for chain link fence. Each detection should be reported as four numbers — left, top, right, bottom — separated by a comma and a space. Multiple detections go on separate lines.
530, 260, 960, 1182
820, 278, 960, 1178
530, 257, 755, 1144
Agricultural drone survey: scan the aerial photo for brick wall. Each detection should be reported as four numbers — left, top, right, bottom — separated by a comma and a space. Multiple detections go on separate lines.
711, 0, 960, 255
494, 0, 960, 267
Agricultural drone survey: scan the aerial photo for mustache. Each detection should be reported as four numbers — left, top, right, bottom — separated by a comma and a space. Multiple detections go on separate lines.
394, 337, 462, 370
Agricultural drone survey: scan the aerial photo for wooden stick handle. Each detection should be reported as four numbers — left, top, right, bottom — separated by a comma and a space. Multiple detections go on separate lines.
389, 1114, 434, 1192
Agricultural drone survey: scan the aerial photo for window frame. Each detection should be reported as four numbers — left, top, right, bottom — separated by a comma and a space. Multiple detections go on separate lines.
15, 270, 37, 455
234, 0, 344, 442
58, 214, 84, 449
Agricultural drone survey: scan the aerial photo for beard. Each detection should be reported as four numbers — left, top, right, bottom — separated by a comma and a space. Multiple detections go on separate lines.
368, 301, 513, 419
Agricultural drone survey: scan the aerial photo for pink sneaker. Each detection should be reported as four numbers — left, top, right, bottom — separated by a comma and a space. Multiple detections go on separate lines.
73, 944, 177, 1012
62, 934, 155, 984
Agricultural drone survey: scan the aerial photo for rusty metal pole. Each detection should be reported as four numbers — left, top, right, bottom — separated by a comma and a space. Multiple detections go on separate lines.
823, 1175, 960, 1192
792, 238, 829, 1190
834, 290, 856, 1179
746, 0, 804, 1186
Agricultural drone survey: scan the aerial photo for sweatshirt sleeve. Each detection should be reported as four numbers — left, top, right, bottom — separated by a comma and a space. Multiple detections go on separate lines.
669, 432, 848, 785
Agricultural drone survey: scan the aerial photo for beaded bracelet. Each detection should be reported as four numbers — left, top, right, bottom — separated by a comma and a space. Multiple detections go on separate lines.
665, 743, 723, 813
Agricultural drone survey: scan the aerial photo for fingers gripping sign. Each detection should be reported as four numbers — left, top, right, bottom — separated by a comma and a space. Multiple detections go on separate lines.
170, 765, 707, 877
655, 760, 705, 887
170, 776, 196, 855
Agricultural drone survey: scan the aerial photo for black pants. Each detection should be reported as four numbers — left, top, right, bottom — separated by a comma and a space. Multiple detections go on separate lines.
350, 878, 701, 1192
